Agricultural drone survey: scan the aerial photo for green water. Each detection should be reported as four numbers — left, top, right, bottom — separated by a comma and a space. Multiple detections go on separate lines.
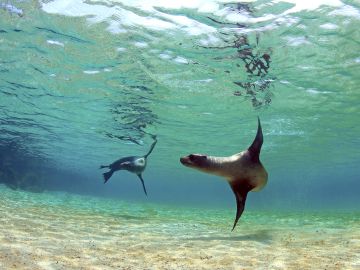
2, 185, 358, 231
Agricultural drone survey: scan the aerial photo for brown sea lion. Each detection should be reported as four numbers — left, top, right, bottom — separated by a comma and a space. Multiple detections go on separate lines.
180, 118, 268, 230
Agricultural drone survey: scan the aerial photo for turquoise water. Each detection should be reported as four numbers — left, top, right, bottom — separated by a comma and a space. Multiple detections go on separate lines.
1, 1, 360, 268
0, 0, 359, 209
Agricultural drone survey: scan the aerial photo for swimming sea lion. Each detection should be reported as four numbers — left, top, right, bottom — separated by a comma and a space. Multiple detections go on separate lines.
100, 136, 157, 195
180, 118, 267, 230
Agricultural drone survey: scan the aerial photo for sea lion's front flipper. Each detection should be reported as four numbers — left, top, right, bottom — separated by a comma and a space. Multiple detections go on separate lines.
144, 137, 157, 158
229, 181, 252, 231
248, 117, 263, 162
137, 174, 148, 196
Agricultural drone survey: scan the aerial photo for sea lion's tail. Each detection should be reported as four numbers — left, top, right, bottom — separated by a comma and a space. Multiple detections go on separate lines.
248, 117, 263, 161
103, 170, 114, 184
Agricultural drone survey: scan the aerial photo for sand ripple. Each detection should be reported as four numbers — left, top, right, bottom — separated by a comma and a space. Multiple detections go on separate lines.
0, 187, 359, 270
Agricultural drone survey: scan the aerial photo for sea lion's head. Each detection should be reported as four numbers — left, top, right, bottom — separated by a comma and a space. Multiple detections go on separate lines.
180, 154, 231, 176
180, 154, 209, 170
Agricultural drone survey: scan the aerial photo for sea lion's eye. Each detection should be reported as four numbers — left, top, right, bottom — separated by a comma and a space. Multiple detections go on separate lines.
189, 154, 207, 162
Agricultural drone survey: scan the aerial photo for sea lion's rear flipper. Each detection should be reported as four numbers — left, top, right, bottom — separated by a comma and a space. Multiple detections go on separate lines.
137, 174, 148, 196
229, 182, 252, 231
103, 170, 114, 184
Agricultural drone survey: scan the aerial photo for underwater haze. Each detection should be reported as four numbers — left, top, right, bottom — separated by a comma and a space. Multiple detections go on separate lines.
1, 0, 360, 269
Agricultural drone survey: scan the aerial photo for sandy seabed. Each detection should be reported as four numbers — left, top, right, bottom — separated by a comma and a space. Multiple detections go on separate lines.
0, 187, 359, 270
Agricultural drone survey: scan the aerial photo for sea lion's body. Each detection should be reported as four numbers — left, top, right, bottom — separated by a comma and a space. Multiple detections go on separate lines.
180, 118, 267, 230
200, 153, 267, 191
108, 156, 146, 175
100, 137, 157, 195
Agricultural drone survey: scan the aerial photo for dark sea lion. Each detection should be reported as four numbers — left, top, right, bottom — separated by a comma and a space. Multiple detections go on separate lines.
180, 118, 267, 230
100, 136, 157, 196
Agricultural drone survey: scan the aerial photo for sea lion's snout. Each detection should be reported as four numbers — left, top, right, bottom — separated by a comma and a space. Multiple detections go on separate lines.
180, 156, 191, 166
180, 154, 207, 168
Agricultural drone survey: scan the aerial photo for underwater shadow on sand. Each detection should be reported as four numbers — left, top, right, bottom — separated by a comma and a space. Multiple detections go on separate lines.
186, 230, 272, 244
116, 214, 151, 221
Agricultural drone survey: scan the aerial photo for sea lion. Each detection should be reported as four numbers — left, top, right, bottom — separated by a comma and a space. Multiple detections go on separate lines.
100, 136, 157, 196
180, 118, 267, 230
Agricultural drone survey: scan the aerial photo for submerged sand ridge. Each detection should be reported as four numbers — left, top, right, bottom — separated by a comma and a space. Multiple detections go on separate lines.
0, 186, 359, 270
